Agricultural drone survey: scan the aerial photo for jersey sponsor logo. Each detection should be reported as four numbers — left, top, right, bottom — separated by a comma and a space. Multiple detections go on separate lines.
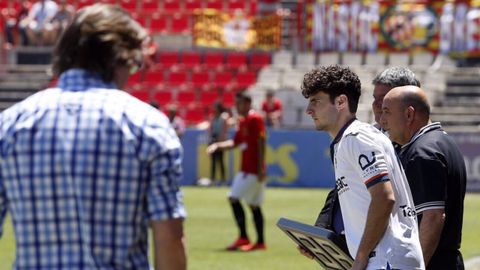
336, 176, 350, 195
358, 152, 376, 170
400, 204, 417, 217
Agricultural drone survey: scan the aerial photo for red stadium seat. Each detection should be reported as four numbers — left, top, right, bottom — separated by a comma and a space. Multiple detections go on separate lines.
191, 71, 210, 89
130, 90, 150, 102
168, 71, 188, 86
120, 0, 137, 12
226, 51, 247, 69
199, 90, 220, 107
131, 12, 148, 28
150, 12, 168, 33
100, 0, 117, 4
235, 71, 256, 90
171, 13, 190, 33
204, 51, 225, 69
141, 0, 159, 13
222, 91, 235, 108
184, 106, 207, 125
163, 0, 182, 13
176, 91, 197, 107
181, 51, 202, 69
144, 71, 164, 83
206, 0, 223, 10
185, 0, 202, 12
226, 0, 245, 11
249, 0, 257, 15
77, 0, 94, 8
213, 71, 233, 89
249, 52, 271, 70
126, 72, 142, 87
158, 51, 179, 68
153, 90, 173, 105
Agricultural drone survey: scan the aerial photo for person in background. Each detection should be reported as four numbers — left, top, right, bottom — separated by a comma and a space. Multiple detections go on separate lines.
381, 85, 466, 270
3, 0, 31, 49
208, 101, 229, 186
22, 0, 58, 46
44, 0, 75, 44
301, 65, 424, 270
207, 92, 267, 252
0, 4, 187, 269
371, 66, 421, 131
167, 104, 186, 138
261, 89, 283, 128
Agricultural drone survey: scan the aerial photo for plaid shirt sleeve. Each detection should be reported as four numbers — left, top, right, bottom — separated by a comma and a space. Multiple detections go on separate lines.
143, 111, 186, 221
0, 160, 5, 239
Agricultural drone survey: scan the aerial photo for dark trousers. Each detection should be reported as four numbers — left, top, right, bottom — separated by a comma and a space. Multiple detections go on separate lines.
210, 150, 225, 182
427, 249, 464, 270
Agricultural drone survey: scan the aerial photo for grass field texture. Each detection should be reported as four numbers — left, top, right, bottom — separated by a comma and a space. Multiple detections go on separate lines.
1, 187, 479, 269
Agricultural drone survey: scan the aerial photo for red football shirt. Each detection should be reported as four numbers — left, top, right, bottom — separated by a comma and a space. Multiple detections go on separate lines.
261, 99, 282, 114
233, 110, 266, 175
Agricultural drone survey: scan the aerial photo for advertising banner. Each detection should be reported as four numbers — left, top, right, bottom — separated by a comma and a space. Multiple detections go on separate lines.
450, 132, 480, 191
181, 129, 335, 188
181, 129, 480, 191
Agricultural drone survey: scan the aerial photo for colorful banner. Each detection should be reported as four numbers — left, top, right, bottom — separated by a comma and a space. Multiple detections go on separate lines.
193, 9, 281, 50
308, 0, 480, 57
180, 129, 480, 191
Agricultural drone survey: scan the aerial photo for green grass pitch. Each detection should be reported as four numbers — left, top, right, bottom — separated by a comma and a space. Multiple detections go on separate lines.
1, 187, 479, 269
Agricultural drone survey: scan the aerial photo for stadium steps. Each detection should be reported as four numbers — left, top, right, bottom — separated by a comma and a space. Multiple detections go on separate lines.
0, 64, 50, 111
430, 71, 480, 131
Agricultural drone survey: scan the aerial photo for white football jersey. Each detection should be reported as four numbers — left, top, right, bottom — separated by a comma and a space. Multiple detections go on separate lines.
332, 120, 425, 270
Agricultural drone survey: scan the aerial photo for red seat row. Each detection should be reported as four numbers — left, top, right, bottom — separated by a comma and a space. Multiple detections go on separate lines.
132, 12, 191, 34
72, 0, 257, 15
130, 88, 236, 125
153, 50, 271, 71
127, 69, 257, 92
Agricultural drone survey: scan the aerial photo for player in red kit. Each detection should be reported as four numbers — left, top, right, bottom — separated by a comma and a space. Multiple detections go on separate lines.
207, 92, 267, 252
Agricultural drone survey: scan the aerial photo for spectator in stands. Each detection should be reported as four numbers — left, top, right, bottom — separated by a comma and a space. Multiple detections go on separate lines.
207, 92, 267, 252
208, 101, 229, 186
381, 86, 466, 270
3, 0, 32, 49
167, 104, 186, 138
0, 4, 187, 269
44, 0, 74, 45
300, 65, 424, 269
261, 89, 283, 128
22, 0, 58, 46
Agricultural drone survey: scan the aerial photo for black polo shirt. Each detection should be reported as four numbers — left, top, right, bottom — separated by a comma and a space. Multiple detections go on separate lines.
399, 122, 466, 252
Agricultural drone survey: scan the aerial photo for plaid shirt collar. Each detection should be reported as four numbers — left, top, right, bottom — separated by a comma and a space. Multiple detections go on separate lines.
57, 68, 117, 91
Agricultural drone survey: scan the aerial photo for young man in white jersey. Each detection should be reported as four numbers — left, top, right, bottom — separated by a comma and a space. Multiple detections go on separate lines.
301, 65, 424, 270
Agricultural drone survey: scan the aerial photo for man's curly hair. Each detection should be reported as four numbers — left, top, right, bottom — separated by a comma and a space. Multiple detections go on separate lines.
301, 65, 361, 113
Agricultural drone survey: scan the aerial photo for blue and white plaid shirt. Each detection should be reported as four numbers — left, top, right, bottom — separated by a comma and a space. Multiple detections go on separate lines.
0, 69, 186, 269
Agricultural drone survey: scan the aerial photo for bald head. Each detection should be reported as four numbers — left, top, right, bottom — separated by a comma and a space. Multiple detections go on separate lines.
386, 86, 430, 118
381, 86, 431, 145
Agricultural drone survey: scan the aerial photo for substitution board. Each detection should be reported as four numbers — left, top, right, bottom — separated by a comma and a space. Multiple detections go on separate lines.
277, 218, 353, 270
